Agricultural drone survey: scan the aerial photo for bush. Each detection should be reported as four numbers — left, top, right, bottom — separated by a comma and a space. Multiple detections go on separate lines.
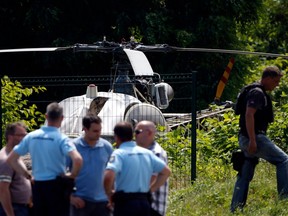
1, 76, 46, 144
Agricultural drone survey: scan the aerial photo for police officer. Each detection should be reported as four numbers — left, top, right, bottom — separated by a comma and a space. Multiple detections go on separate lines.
7, 102, 83, 216
104, 121, 171, 216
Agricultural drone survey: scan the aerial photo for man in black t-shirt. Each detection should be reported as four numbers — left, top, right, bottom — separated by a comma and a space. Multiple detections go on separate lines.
231, 66, 288, 212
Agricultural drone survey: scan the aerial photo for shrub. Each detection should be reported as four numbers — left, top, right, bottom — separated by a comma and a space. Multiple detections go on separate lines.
1, 76, 46, 144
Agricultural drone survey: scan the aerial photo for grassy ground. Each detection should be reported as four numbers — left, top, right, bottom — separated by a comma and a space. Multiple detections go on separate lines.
166, 161, 288, 216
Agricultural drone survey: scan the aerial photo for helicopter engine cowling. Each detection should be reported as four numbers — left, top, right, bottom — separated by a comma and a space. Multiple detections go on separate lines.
124, 103, 167, 130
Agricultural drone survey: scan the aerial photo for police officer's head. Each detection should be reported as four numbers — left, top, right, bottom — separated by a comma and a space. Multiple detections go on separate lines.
45, 102, 64, 127
261, 66, 283, 91
113, 121, 133, 147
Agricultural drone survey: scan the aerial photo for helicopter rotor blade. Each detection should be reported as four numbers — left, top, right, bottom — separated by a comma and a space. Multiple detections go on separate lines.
0, 41, 287, 59
135, 44, 173, 52
0, 47, 70, 53
72, 43, 121, 53
170, 47, 288, 58
136, 44, 288, 58
0, 42, 120, 54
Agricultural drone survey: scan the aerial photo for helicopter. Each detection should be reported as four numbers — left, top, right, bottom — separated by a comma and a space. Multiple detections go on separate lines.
57, 40, 176, 139
1, 38, 288, 140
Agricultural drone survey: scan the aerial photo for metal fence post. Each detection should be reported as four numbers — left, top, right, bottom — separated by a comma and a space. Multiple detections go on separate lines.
191, 71, 197, 183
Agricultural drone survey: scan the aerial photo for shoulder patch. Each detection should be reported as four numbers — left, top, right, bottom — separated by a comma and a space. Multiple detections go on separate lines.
109, 155, 115, 163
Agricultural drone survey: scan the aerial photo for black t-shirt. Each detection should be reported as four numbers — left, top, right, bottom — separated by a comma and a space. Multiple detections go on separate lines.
246, 87, 266, 110
239, 85, 273, 135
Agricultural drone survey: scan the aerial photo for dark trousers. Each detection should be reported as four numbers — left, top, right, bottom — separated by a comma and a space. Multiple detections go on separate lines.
113, 192, 150, 216
0, 203, 30, 216
70, 200, 111, 216
150, 208, 162, 216
33, 179, 70, 216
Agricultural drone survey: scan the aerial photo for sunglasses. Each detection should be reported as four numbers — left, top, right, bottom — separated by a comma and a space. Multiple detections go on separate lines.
134, 129, 144, 135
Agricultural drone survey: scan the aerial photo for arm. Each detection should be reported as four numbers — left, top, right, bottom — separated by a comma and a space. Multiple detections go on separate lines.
150, 165, 171, 193
103, 169, 115, 201
6, 151, 31, 180
0, 182, 14, 216
150, 175, 157, 185
67, 149, 83, 179
70, 194, 85, 209
245, 106, 257, 154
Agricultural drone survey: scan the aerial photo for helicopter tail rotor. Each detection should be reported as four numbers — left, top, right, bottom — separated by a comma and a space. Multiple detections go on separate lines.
214, 58, 235, 105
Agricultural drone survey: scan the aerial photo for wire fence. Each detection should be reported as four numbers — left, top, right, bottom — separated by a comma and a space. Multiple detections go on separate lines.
2, 74, 195, 188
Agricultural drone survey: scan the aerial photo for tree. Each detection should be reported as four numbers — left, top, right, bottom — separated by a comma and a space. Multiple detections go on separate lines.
237, 0, 288, 54
0, 0, 274, 110
1, 76, 46, 144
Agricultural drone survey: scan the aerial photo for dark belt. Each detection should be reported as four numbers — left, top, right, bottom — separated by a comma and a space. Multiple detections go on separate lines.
0, 203, 30, 208
256, 130, 266, 135
12, 203, 30, 207
112, 191, 151, 203
239, 130, 266, 137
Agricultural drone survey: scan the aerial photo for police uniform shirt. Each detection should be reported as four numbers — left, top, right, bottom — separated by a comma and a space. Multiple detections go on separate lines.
14, 126, 75, 181
106, 141, 165, 193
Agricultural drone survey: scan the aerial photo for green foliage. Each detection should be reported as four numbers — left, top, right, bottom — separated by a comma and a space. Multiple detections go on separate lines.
255, 57, 288, 151
237, 0, 288, 54
163, 57, 288, 215
0, 0, 268, 112
1, 76, 46, 143
166, 162, 286, 216
268, 102, 288, 152
197, 109, 239, 160
157, 125, 192, 188
164, 101, 288, 214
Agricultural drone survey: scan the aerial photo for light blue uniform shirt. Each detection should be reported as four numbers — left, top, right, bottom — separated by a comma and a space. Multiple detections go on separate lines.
14, 126, 75, 181
69, 137, 113, 202
106, 141, 166, 193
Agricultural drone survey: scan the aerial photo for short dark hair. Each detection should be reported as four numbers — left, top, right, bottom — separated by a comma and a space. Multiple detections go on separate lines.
5, 122, 27, 142
262, 66, 283, 79
82, 114, 102, 129
114, 121, 133, 142
46, 102, 63, 121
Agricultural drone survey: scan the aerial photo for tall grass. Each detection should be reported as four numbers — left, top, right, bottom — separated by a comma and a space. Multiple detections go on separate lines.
161, 62, 288, 215
166, 161, 288, 216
